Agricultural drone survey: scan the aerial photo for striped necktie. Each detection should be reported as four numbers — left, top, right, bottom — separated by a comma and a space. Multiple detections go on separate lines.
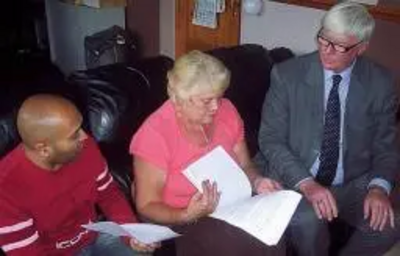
316, 74, 342, 186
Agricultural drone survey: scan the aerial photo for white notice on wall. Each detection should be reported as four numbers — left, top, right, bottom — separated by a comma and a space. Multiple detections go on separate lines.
192, 0, 218, 29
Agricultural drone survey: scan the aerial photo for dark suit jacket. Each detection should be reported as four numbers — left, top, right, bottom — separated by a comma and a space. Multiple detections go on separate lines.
258, 52, 399, 189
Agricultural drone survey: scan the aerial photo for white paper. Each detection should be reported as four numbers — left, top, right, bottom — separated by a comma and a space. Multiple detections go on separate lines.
192, 0, 218, 29
216, 0, 226, 13
82, 222, 181, 244
212, 191, 302, 246
183, 146, 252, 209
183, 146, 302, 246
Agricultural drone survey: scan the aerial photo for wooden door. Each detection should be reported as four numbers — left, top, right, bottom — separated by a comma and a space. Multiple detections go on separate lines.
175, 0, 241, 58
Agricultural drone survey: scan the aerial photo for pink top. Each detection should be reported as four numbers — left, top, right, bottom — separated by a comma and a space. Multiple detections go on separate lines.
130, 99, 244, 208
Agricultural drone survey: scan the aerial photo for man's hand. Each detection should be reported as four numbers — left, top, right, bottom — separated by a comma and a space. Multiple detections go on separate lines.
299, 179, 338, 221
129, 237, 161, 253
364, 187, 395, 231
253, 177, 282, 194
183, 180, 220, 222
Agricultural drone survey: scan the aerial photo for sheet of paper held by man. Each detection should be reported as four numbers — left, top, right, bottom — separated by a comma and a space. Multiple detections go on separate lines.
183, 145, 302, 246
82, 222, 181, 244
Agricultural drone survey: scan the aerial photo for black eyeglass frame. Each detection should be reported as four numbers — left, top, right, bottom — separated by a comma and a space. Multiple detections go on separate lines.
316, 31, 364, 53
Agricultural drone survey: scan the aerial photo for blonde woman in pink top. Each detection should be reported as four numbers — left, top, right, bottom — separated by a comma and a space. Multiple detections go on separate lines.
130, 51, 285, 256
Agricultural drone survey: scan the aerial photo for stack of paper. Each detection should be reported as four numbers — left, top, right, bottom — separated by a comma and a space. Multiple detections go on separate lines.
183, 146, 302, 246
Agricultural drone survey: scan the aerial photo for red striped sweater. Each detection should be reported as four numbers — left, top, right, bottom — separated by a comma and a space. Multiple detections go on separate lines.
0, 138, 136, 255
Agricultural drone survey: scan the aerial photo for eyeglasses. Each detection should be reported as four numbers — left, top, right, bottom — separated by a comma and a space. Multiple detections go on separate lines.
316, 33, 364, 53
191, 96, 221, 109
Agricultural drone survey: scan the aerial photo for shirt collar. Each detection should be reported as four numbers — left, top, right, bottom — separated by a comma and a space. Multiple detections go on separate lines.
323, 60, 356, 85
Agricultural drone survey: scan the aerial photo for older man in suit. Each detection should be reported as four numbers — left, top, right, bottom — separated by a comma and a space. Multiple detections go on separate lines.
256, 2, 400, 256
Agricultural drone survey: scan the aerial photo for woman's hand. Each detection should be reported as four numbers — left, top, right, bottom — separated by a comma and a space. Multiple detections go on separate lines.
253, 177, 282, 194
183, 180, 220, 222
129, 237, 161, 253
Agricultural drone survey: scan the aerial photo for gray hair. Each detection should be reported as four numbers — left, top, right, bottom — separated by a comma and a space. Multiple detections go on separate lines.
167, 50, 230, 100
321, 1, 375, 42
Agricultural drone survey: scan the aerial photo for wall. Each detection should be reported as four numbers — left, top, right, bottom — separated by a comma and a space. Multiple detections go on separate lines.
159, 1, 324, 59
126, 0, 159, 57
45, 0, 125, 74
160, 1, 400, 80
367, 18, 400, 80
241, 1, 400, 81
241, 1, 324, 54
160, 0, 175, 58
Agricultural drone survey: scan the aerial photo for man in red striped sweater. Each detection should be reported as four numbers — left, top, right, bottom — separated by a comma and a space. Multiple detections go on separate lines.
0, 94, 157, 255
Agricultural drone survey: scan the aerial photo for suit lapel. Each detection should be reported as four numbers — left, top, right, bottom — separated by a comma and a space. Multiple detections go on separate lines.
305, 55, 325, 151
343, 60, 366, 154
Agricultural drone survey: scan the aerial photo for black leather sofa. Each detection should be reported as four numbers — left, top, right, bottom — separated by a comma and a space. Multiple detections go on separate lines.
0, 44, 295, 255
1, 43, 291, 197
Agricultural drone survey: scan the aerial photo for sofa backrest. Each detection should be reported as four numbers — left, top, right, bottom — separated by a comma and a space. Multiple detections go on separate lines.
67, 56, 172, 160
208, 44, 294, 156
0, 63, 66, 158
0, 45, 293, 200
66, 56, 173, 194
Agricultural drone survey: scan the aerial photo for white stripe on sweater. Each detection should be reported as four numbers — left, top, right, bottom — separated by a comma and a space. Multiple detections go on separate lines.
97, 175, 113, 191
0, 219, 33, 234
2, 231, 39, 252
96, 166, 109, 181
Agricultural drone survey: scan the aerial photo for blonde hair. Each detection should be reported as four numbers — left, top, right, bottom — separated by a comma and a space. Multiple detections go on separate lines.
167, 50, 230, 100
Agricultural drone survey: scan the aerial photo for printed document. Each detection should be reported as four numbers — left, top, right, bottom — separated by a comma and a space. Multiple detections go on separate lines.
192, 0, 218, 29
83, 222, 180, 244
183, 146, 302, 246
183, 146, 252, 209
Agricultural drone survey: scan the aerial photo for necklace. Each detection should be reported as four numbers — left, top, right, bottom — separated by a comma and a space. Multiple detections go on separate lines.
178, 116, 212, 148
200, 125, 210, 146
